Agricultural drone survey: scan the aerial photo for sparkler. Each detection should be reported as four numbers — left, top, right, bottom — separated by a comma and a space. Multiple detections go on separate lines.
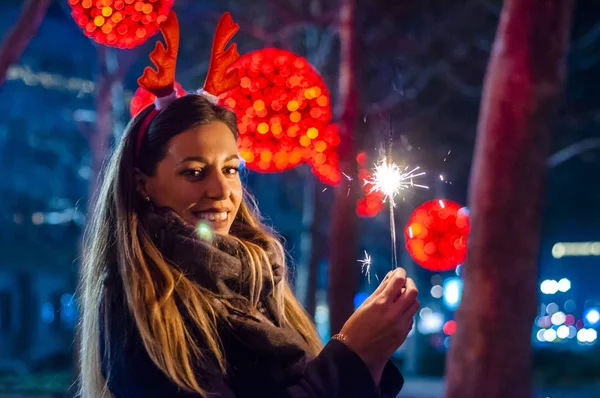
366, 161, 428, 206
364, 119, 428, 269
358, 250, 372, 284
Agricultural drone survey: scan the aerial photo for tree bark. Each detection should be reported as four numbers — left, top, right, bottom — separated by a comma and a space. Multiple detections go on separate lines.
0, 0, 50, 87
88, 47, 115, 205
444, 2, 574, 398
328, 0, 359, 336
306, 182, 327, 319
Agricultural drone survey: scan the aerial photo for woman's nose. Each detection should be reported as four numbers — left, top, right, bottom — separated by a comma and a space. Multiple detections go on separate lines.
205, 169, 231, 200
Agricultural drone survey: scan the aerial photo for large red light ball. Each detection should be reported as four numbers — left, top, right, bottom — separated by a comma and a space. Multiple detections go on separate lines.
404, 200, 470, 271
129, 82, 186, 117
68, 0, 174, 49
221, 48, 340, 185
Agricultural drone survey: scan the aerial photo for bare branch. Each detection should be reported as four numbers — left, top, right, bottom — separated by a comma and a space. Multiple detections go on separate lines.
367, 61, 445, 115
574, 21, 600, 50
547, 137, 600, 168
235, 18, 273, 43
116, 47, 144, 80
0, 0, 51, 87
367, 33, 487, 115
440, 63, 482, 98
75, 119, 93, 141
474, 0, 502, 18
304, 26, 337, 70
269, 1, 338, 27
203, 4, 337, 46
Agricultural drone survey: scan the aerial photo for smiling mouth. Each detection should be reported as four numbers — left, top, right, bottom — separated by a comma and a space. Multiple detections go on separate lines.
193, 211, 228, 222
191, 210, 230, 228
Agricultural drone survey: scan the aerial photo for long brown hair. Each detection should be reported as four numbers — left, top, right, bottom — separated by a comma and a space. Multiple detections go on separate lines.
78, 95, 322, 397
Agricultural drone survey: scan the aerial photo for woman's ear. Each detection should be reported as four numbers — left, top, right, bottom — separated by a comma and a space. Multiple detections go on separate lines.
135, 168, 150, 200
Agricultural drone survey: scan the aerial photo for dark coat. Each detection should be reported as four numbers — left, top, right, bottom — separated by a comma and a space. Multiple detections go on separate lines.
100, 209, 404, 397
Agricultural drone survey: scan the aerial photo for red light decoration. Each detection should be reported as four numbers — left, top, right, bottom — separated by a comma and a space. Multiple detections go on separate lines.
220, 48, 341, 185
404, 200, 470, 271
68, 0, 174, 49
356, 152, 385, 217
443, 320, 457, 335
130, 81, 185, 117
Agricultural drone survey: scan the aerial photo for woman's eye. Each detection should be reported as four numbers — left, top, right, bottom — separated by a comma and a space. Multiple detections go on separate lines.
181, 169, 205, 179
224, 166, 239, 176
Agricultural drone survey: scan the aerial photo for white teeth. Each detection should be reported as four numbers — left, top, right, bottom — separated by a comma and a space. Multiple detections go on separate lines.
197, 212, 227, 222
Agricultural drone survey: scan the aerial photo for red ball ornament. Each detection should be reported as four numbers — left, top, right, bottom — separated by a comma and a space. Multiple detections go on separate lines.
404, 200, 470, 271
221, 48, 341, 185
68, 0, 174, 49
356, 152, 385, 217
130, 82, 186, 117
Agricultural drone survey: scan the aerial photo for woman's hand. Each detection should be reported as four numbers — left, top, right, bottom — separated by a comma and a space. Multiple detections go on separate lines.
338, 268, 419, 384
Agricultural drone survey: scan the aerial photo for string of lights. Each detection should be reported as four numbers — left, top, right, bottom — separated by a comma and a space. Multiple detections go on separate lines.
6, 65, 134, 100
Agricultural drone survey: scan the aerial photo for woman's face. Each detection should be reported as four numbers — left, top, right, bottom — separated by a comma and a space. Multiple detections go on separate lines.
141, 121, 243, 235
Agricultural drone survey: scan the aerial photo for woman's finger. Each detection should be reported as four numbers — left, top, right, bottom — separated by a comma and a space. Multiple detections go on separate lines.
392, 278, 418, 314
360, 271, 395, 307
380, 268, 407, 303
371, 270, 395, 297
396, 301, 419, 330
405, 299, 420, 318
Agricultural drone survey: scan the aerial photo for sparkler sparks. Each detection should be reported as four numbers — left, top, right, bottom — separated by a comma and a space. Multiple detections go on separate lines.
364, 157, 428, 269
358, 250, 372, 284
363, 115, 429, 270
365, 160, 428, 206
342, 172, 353, 181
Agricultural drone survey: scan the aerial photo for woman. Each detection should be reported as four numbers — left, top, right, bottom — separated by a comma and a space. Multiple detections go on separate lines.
78, 12, 419, 398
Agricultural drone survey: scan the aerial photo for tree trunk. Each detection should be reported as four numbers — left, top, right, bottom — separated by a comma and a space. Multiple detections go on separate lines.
0, 0, 50, 87
328, 0, 359, 336
444, 2, 574, 398
88, 47, 120, 205
296, 169, 315, 309
306, 182, 327, 319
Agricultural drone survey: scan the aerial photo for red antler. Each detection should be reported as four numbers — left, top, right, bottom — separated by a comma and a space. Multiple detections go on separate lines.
203, 12, 240, 96
138, 10, 179, 98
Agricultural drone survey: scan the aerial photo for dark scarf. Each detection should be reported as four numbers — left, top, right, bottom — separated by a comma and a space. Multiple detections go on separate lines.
141, 208, 315, 392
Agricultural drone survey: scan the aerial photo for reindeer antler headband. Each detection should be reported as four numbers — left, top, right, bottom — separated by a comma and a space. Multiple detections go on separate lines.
135, 11, 241, 157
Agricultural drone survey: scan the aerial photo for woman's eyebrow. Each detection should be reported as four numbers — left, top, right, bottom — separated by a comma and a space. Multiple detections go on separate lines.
178, 156, 209, 164
175, 154, 239, 165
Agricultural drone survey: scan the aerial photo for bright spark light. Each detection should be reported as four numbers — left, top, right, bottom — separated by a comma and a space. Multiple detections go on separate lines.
358, 250, 372, 284
196, 222, 213, 241
365, 159, 428, 206
363, 157, 428, 269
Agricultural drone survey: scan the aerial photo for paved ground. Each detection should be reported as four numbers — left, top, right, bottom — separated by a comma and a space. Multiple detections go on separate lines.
1, 378, 599, 397
399, 378, 600, 398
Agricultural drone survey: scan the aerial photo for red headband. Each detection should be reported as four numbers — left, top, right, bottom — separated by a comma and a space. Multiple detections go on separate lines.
134, 12, 241, 159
